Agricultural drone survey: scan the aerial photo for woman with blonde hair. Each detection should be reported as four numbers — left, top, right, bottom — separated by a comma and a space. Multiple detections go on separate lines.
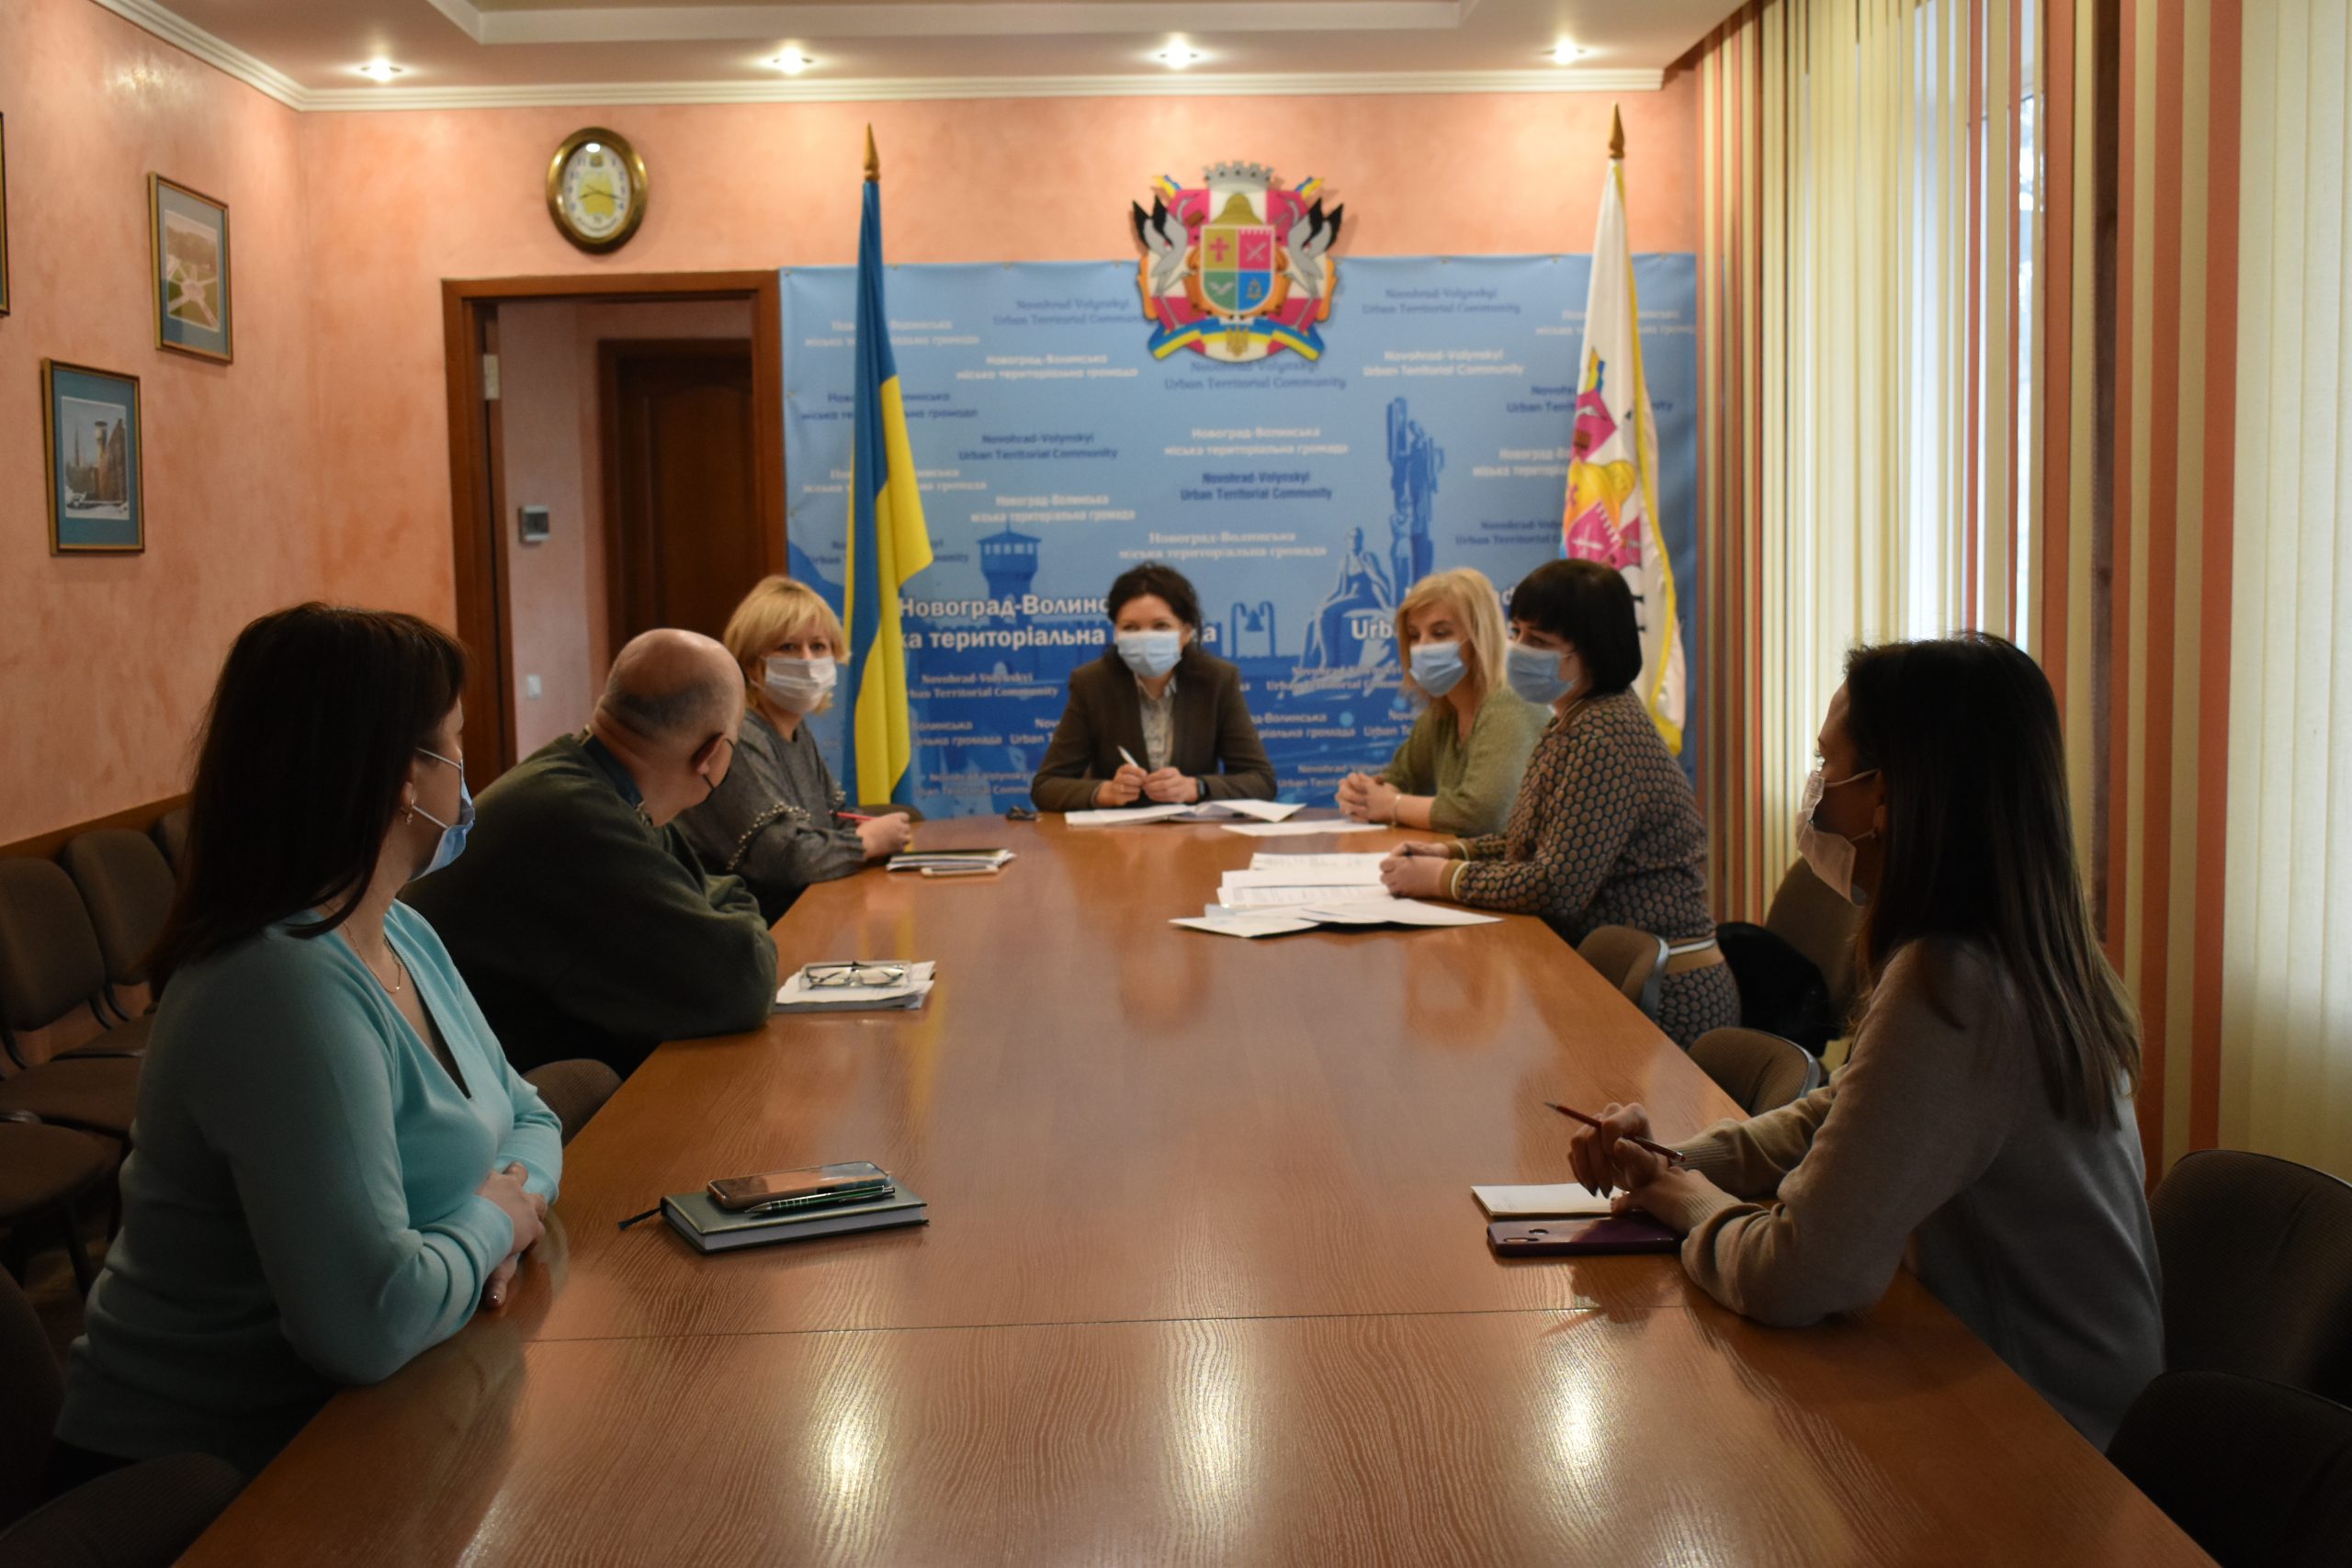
1336, 566, 1546, 836
677, 576, 911, 922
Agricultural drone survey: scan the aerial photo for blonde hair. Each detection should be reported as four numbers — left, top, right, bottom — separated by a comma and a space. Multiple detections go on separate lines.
721, 576, 846, 712
1395, 567, 1507, 702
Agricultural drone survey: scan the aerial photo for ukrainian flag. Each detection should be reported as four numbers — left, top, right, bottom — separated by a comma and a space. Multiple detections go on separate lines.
843, 133, 933, 805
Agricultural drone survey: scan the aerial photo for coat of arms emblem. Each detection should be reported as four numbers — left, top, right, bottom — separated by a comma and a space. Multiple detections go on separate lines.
1130, 163, 1345, 363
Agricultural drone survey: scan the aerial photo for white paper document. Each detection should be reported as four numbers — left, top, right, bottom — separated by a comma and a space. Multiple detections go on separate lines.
1301, 898, 1499, 928
1470, 1183, 1618, 1219
1169, 913, 1323, 939
1215, 885, 1379, 909
1220, 863, 1386, 889
775, 961, 937, 1013
1246, 852, 1394, 872
1219, 819, 1383, 838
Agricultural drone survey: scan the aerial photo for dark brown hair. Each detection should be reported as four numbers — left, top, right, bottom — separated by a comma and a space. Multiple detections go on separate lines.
1105, 562, 1202, 630
1841, 633, 2141, 1126
150, 604, 468, 988
1508, 559, 1643, 694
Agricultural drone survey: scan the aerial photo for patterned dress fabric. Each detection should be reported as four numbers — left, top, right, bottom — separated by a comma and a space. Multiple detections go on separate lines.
1454, 690, 1739, 1047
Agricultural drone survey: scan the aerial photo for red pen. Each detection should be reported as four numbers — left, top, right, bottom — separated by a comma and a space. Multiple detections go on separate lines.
1544, 1102, 1690, 1168
836, 810, 877, 823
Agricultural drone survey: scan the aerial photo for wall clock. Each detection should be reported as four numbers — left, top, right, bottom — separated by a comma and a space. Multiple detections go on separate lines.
547, 128, 648, 252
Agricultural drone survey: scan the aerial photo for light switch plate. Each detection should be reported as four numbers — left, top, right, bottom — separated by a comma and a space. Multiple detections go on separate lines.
518, 504, 550, 543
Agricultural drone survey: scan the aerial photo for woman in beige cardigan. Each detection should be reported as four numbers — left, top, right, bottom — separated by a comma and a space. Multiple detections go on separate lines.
1568, 634, 2162, 1447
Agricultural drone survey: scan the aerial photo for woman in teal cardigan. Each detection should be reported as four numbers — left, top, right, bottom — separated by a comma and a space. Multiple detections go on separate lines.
53, 604, 561, 1483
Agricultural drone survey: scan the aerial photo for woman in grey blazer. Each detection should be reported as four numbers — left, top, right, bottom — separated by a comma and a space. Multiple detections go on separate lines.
1030, 562, 1277, 812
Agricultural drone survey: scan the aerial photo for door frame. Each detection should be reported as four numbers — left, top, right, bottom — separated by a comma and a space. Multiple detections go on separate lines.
440, 271, 786, 776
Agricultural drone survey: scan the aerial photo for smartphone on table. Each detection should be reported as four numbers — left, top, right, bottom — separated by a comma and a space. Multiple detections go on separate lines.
707, 1161, 892, 1213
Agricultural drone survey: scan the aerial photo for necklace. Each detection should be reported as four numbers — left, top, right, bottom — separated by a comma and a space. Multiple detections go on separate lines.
357, 941, 407, 996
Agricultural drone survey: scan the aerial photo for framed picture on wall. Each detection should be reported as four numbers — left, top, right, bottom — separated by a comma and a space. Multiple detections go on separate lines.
1, 114, 12, 316
42, 360, 144, 554
149, 175, 232, 362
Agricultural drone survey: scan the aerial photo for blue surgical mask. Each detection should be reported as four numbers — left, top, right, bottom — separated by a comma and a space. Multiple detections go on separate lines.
1116, 629, 1183, 680
1794, 764, 1881, 907
1505, 641, 1575, 706
1408, 640, 1467, 698
763, 654, 837, 715
412, 748, 474, 879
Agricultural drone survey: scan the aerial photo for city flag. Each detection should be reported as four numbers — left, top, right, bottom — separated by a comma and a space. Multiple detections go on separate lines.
843, 133, 934, 804
1565, 116, 1686, 752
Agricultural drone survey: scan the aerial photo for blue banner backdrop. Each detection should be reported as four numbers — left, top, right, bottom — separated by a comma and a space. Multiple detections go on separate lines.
780, 254, 1698, 818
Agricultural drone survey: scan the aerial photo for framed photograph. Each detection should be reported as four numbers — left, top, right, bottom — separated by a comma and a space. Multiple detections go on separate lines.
1, 114, 11, 316
149, 175, 231, 362
42, 360, 144, 554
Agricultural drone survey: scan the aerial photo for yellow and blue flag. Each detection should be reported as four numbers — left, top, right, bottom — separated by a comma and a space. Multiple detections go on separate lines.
842, 141, 933, 805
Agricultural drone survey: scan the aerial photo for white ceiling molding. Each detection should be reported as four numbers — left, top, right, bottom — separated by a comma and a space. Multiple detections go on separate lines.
299, 66, 1662, 111
86, 0, 308, 109
429, 2, 1483, 48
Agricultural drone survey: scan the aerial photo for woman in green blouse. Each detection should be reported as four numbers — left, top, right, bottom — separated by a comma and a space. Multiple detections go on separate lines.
1336, 567, 1547, 836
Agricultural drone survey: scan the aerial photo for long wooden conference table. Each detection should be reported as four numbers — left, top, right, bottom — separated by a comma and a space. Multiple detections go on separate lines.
187, 816, 2210, 1564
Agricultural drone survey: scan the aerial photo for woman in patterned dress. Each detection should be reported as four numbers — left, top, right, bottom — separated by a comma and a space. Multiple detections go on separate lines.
1378, 558, 1738, 1048
676, 576, 912, 924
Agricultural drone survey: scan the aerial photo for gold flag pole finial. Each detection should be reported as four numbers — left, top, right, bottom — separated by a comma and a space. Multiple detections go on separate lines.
865, 125, 880, 184
1609, 104, 1625, 161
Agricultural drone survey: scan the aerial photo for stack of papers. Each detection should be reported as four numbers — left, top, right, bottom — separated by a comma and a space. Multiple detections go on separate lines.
1065, 799, 1304, 828
775, 961, 937, 1013
1213, 852, 1390, 909
1172, 900, 1503, 938
888, 849, 1014, 876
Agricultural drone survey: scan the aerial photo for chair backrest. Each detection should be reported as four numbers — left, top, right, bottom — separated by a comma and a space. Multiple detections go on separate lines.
0, 860, 110, 1043
523, 1059, 623, 1145
2151, 1149, 2352, 1403
59, 831, 176, 992
1764, 859, 1862, 1021
2107, 1371, 2352, 1568
1577, 926, 1668, 1021
0, 1269, 63, 1529
151, 807, 191, 876
1689, 1027, 1826, 1115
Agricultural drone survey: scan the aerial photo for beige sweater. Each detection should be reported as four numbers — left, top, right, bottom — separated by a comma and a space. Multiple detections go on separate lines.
1644, 938, 2164, 1447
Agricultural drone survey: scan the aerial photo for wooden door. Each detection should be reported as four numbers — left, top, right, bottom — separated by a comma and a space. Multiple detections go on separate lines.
602, 340, 763, 649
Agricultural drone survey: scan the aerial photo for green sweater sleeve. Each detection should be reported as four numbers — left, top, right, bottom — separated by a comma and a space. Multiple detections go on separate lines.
1425, 693, 1545, 838
1379, 709, 1438, 792
183, 951, 514, 1386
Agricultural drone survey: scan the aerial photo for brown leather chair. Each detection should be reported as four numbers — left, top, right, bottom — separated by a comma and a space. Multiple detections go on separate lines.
0, 1269, 243, 1565
0, 862, 142, 1144
2107, 1371, 2352, 1568
2151, 1149, 2352, 1403
58, 832, 176, 1022
149, 807, 191, 878
1689, 1027, 1826, 1115
523, 1059, 622, 1145
1577, 926, 1668, 1022
0, 1119, 113, 1296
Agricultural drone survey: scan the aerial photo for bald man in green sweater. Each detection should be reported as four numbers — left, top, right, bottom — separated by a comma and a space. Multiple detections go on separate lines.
405, 629, 778, 1077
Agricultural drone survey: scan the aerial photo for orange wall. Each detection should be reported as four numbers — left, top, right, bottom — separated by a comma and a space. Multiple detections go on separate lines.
0, 0, 321, 845
2, 0, 1698, 842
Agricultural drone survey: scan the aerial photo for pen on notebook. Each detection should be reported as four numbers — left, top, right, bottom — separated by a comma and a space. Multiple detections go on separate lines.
1117, 746, 1143, 771
1544, 1102, 1691, 1168
835, 809, 877, 823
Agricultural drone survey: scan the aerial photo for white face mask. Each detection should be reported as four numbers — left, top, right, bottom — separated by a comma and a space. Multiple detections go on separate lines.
763, 654, 836, 715
1794, 764, 1881, 907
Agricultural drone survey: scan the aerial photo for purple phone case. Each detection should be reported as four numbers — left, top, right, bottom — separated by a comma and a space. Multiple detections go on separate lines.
1487, 1213, 1681, 1256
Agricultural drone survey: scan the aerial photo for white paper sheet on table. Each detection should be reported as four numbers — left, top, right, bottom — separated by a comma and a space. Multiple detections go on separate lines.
1246, 852, 1394, 872
1066, 799, 1304, 828
1169, 912, 1323, 939
1296, 898, 1499, 927
1215, 885, 1392, 909
1469, 1183, 1618, 1219
1217, 819, 1383, 838
1220, 863, 1386, 889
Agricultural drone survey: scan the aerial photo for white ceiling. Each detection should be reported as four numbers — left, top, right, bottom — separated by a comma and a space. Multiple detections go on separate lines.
93, 0, 1743, 110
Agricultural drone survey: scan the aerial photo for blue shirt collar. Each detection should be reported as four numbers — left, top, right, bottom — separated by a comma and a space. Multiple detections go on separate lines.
578, 731, 646, 814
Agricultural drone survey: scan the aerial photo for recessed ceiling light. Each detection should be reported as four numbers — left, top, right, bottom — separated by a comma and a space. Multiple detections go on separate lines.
765, 50, 814, 74
355, 59, 404, 82
1154, 38, 1207, 69
1549, 39, 1587, 66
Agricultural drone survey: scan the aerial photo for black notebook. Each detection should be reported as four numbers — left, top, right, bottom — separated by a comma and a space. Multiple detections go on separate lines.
662, 1185, 928, 1253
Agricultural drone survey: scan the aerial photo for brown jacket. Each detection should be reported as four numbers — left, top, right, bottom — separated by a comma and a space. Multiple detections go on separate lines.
1030, 646, 1277, 811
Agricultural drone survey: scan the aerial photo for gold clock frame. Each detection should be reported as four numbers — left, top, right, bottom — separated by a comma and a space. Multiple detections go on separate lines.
546, 128, 648, 253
